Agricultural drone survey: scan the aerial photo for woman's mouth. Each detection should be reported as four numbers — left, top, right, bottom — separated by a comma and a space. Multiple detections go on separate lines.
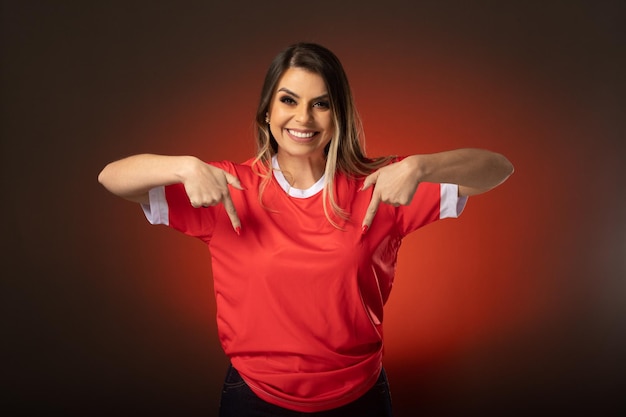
286, 129, 318, 142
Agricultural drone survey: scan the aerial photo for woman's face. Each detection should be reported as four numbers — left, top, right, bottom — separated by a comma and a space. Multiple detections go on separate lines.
267, 67, 334, 161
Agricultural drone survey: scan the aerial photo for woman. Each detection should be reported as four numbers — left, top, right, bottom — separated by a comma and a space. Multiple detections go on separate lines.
99, 42, 513, 416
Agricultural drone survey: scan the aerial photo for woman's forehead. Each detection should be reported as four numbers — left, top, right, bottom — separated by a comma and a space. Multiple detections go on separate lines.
275, 67, 328, 96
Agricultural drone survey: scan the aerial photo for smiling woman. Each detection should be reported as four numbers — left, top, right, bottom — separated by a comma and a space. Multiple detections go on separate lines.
98, 42, 513, 417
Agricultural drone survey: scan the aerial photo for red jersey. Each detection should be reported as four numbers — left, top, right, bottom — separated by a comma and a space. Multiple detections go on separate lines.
142, 157, 466, 412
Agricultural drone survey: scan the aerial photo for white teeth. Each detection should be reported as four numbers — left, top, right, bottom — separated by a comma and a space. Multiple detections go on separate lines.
288, 129, 316, 138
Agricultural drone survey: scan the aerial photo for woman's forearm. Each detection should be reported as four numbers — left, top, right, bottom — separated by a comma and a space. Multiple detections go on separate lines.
98, 154, 196, 203
406, 149, 514, 196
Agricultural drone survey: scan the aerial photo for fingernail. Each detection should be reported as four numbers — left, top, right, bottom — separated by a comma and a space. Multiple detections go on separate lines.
361, 225, 369, 235
235, 226, 241, 236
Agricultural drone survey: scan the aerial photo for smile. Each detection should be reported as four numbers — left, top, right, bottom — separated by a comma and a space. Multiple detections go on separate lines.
287, 129, 317, 139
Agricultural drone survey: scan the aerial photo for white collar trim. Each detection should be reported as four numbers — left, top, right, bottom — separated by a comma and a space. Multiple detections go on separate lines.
272, 155, 325, 198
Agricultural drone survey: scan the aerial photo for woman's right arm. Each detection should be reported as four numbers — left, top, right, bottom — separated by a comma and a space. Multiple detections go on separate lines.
98, 154, 243, 231
98, 154, 195, 204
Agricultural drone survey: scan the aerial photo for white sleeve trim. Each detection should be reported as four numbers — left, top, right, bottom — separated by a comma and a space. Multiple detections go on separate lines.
440, 183, 467, 219
141, 186, 169, 225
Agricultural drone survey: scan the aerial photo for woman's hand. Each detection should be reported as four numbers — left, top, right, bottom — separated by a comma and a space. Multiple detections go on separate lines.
361, 157, 421, 232
181, 157, 244, 233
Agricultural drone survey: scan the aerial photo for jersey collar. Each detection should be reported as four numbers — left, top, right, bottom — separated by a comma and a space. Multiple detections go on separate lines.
272, 155, 325, 198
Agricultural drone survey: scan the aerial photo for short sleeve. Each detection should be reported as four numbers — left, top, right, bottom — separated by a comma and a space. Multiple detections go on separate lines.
139, 160, 240, 243
141, 186, 169, 225
440, 183, 467, 219
141, 182, 219, 243
396, 182, 467, 236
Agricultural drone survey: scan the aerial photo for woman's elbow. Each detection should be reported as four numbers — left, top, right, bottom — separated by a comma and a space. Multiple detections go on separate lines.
493, 152, 514, 185
97, 164, 114, 190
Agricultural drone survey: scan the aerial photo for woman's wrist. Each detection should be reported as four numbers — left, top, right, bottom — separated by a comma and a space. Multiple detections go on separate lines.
405, 154, 429, 183
174, 155, 201, 183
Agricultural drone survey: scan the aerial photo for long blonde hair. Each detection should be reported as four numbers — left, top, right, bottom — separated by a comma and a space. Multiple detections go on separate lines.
253, 43, 392, 226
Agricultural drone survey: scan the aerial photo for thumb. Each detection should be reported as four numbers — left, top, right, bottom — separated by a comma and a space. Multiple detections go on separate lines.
224, 171, 245, 191
361, 170, 379, 191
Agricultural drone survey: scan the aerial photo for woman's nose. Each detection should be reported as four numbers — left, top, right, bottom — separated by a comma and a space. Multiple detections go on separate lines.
295, 105, 312, 124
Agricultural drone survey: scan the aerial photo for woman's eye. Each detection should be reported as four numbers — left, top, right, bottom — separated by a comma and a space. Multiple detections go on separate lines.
314, 101, 330, 109
279, 96, 296, 105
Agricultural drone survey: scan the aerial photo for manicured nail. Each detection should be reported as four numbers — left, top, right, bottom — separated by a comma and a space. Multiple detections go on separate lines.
235, 226, 241, 236
361, 225, 369, 235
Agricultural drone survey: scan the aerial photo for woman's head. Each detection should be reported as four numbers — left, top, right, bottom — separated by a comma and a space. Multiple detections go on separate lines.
255, 42, 368, 175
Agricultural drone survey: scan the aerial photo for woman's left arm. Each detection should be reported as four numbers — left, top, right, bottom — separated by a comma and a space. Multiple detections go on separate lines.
361, 149, 513, 229
405, 148, 514, 197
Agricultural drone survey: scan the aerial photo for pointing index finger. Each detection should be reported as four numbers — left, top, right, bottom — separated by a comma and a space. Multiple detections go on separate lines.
362, 189, 381, 234
221, 191, 241, 235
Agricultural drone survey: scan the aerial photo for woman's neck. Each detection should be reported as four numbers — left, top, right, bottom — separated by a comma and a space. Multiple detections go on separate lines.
275, 152, 326, 189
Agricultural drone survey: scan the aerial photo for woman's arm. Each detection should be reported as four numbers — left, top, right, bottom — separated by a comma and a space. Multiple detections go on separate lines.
98, 154, 243, 230
361, 148, 513, 230
98, 154, 193, 204
402, 148, 514, 197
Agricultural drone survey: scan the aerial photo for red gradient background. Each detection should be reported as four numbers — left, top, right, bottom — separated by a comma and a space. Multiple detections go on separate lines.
2, 1, 624, 416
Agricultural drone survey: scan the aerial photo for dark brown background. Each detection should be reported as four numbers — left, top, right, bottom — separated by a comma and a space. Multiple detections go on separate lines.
2, 1, 624, 416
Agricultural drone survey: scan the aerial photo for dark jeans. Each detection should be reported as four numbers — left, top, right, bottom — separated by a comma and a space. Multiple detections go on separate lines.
219, 365, 393, 417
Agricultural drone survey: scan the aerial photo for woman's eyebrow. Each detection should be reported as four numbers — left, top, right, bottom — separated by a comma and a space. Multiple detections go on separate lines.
278, 87, 328, 101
